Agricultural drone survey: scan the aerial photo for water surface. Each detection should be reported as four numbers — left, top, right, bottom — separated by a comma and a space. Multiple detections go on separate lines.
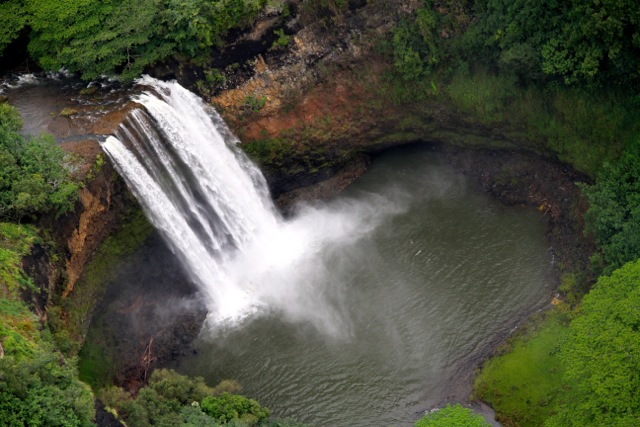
175, 145, 552, 427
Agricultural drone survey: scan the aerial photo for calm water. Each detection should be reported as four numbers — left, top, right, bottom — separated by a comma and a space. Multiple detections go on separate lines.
174, 145, 552, 427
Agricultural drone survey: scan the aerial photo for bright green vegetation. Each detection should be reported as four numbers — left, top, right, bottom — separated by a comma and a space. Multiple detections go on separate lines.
474, 311, 571, 426
201, 393, 270, 425
50, 209, 153, 356
414, 404, 490, 426
0, 104, 78, 221
270, 29, 290, 51
1, 0, 266, 80
243, 95, 268, 112
0, 224, 95, 427
545, 259, 640, 427
99, 368, 304, 427
0, 222, 39, 296
0, 350, 95, 427
473, 144, 640, 425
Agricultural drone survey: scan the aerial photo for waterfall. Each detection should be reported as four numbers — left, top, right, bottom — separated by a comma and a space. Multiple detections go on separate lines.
102, 76, 280, 323
101, 76, 402, 335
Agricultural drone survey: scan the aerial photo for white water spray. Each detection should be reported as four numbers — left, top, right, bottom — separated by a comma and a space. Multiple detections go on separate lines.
101, 76, 404, 336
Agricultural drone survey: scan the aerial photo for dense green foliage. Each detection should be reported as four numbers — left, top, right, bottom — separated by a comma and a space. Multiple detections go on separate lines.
390, 0, 640, 88
0, 104, 78, 221
582, 147, 640, 272
0, 352, 95, 427
99, 369, 273, 426
381, 1, 640, 175
457, 0, 640, 86
0, 225, 95, 427
545, 259, 640, 426
0, 0, 27, 54
1, 0, 265, 80
0, 222, 38, 296
414, 404, 490, 427
201, 392, 270, 425
392, 2, 442, 82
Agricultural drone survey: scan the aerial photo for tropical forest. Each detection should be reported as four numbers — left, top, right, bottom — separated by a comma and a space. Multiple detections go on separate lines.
0, 0, 639, 426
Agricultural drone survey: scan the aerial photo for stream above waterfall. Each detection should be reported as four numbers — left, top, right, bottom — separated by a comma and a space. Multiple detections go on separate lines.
170, 144, 552, 427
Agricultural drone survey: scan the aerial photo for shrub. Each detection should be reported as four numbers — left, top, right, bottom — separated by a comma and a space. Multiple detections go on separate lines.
0, 352, 95, 426
415, 404, 490, 426
0, 104, 78, 221
201, 392, 270, 425
581, 146, 640, 272
98, 371, 252, 426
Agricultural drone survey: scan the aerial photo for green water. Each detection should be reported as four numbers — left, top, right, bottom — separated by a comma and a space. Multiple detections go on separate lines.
175, 145, 552, 426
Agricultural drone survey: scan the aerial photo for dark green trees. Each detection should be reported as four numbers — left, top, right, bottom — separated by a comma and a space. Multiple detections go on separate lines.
1, 0, 266, 81
582, 147, 640, 272
409, 0, 640, 86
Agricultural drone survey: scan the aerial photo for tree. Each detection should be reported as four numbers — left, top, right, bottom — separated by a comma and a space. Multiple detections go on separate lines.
22, 0, 266, 80
545, 259, 640, 426
0, 0, 27, 54
0, 104, 78, 221
541, 0, 640, 85
581, 147, 640, 272
0, 352, 95, 427
414, 404, 490, 426
392, 1, 442, 81
26, 0, 167, 81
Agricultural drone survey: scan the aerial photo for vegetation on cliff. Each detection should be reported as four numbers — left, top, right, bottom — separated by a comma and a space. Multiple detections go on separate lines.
0, 223, 95, 426
0, 104, 78, 221
581, 148, 640, 273
546, 259, 640, 427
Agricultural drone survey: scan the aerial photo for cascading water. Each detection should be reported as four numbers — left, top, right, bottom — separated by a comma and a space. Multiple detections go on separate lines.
102, 76, 280, 323
101, 76, 399, 334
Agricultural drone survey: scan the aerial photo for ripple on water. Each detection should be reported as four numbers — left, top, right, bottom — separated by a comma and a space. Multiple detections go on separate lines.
175, 147, 552, 427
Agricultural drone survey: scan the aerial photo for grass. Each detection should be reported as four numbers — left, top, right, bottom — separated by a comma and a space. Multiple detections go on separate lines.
0, 223, 40, 298
0, 297, 40, 359
445, 69, 640, 176
473, 310, 573, 427
0, 223, 47, 360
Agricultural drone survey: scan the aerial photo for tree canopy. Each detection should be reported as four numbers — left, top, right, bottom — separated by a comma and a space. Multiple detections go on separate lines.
1, 0, 266, 80
395, 0, 640, 87
581, 146, 640, 272
545, 259, 640, 427
0, 104, 78, 221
